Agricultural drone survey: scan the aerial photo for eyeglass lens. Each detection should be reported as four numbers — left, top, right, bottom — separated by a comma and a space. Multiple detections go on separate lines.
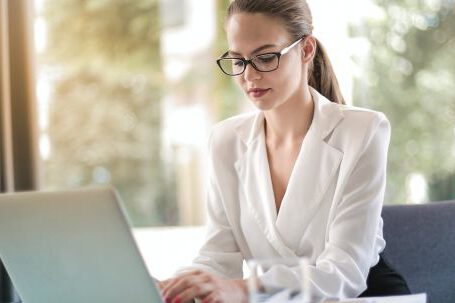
219, 53, 279, 75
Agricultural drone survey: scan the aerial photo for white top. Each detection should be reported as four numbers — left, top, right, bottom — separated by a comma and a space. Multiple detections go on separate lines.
188, 87, 390, 299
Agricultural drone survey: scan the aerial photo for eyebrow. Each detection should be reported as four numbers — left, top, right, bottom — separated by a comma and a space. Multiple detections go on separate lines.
228, 44, 277, 57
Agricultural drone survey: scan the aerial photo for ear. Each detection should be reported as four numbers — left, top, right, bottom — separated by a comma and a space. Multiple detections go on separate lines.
300, 36, 316, 63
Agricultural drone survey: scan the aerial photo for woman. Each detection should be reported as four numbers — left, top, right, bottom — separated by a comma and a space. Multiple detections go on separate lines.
161, 1, 409, 302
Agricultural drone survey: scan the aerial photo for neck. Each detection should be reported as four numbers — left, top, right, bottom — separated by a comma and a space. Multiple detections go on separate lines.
263, 86, 314, 146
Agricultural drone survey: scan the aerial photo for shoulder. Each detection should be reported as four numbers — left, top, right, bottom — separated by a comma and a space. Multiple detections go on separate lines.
312, 88, 390, 140
206, 111, 258, 171
208, 111, 257, 151
340, 104, 389, 128
335, 104, 390, 139
325, 103, 391, 153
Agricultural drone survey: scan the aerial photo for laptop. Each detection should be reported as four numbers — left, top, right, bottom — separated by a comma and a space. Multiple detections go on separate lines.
0, 186, 164, 303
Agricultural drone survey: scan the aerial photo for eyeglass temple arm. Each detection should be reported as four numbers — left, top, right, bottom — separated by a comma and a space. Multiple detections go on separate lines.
218, 51, 230, 59
280, 37, 304, 55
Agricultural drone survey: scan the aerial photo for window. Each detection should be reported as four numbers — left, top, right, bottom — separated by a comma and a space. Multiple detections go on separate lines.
30, 0, 455, 278
34, 0, 240, 228
347, 0, 455, 204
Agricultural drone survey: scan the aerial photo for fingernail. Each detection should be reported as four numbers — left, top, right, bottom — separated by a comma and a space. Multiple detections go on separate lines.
173, 295, 181, 303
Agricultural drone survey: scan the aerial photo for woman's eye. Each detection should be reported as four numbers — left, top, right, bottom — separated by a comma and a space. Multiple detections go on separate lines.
257, 55, 276, 63
233, 59, 244, 67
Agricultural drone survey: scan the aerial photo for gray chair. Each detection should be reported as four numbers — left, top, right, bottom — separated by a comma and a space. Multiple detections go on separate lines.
382, 200, 455, 303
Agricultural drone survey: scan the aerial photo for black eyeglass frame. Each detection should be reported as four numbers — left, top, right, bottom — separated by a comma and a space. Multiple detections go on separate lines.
216, 36, 306, 76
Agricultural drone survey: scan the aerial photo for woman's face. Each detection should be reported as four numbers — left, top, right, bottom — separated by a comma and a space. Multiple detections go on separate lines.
226, 13, 306, 111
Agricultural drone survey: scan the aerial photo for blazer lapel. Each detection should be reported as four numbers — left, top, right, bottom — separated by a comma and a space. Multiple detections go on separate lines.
276, 88, 344, 250
235, 113, 297, 257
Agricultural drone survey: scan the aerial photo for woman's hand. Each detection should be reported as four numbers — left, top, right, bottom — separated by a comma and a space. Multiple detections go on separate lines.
161, 270, 248, 303
157, 279, 169, 291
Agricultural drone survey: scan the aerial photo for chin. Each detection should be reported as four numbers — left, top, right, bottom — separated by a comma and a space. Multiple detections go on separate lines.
250, 100, 273, 111
256, 104, 275, 111
246, 94, 273, 109
250, 97, 284, 112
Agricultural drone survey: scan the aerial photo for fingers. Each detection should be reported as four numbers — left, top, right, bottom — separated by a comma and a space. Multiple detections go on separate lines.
161, 273, 246, 303
200, 291, 222, 303
164, 278, 193, 301
158, 280, 168, 291
162, 270, 212, 303
200, 292, 216, 303
177, 283, 211, 303
162, 270, 201, 296
200, 279, 248, 303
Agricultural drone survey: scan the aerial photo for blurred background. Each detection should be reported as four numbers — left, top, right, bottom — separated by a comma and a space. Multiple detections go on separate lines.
2, 0, 454, 280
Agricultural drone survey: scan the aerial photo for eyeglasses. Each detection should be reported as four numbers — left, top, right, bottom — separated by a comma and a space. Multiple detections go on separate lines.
216, 36, 305, 76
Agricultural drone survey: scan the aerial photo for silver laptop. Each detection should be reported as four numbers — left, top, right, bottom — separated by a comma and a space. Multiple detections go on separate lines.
0, 186, 164, 303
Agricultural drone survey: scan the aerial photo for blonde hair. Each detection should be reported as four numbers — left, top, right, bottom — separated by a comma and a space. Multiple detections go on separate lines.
227, 0, 345, 104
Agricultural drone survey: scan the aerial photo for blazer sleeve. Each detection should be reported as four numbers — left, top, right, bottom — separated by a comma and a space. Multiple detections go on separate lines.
181, 130, 244, 279
304, 113, 391, 299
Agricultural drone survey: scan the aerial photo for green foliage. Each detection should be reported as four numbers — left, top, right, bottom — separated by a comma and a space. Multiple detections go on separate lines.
43, 0, 161, 74
350, 0, 455, 203
42, 0, 177, 226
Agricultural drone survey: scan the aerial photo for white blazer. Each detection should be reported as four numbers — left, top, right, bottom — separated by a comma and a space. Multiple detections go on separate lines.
189, 87, 391, 299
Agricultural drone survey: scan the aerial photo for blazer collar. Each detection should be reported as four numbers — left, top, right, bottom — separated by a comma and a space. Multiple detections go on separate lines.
234, 87, 345, 146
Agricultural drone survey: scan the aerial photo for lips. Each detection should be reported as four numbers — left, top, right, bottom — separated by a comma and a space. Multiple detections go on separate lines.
247, 88, 271, 98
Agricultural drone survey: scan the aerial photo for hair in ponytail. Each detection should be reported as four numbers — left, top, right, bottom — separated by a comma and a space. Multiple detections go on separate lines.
226, 0, 345, 104
309, 39, 345, 104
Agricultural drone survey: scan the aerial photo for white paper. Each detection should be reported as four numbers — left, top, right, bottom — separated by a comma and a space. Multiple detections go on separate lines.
332, 293, 427, 303
262, 291, 426, 303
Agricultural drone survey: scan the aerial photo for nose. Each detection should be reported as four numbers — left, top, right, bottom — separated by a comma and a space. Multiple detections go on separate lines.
243, 63, 261, 82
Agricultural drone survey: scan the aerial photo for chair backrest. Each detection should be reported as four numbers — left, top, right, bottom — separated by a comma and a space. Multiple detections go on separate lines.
382, 200, 455, 303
